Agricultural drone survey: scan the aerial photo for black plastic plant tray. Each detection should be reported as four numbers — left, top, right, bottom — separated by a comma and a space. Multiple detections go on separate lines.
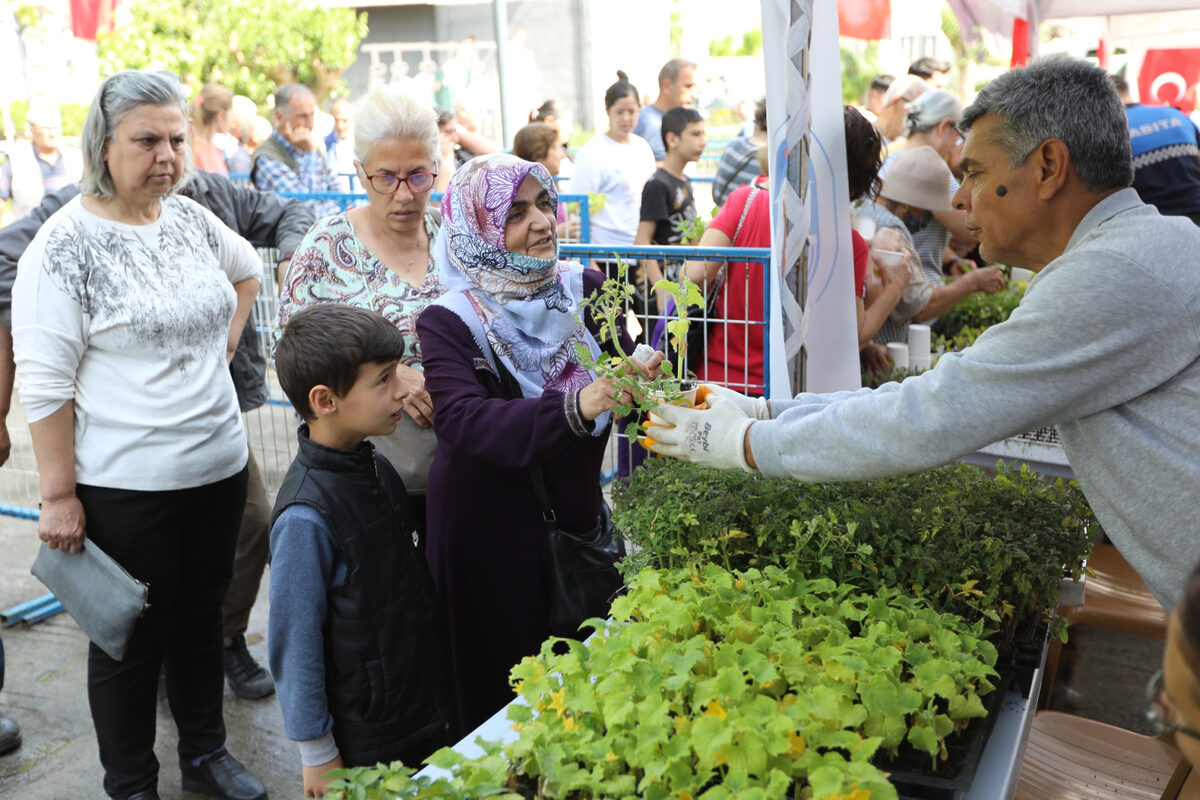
880, 669, 1015, 800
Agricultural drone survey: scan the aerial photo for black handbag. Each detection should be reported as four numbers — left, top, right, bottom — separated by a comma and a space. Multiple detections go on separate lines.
530, 464, 626, 638
493, 354, 626, 638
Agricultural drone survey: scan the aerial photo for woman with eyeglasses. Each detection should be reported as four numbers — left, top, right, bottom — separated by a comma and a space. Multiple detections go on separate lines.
1149, 561, 1200, 768
277, 85, 446, 534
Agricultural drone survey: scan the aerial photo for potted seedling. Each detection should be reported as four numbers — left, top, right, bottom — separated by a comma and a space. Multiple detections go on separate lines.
576, 260, 705, 416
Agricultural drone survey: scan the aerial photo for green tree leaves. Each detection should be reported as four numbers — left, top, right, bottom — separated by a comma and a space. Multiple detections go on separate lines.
96, 0, 368, 104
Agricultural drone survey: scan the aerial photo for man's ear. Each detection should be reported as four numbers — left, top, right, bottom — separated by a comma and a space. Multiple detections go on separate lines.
665, 131, 679, 151
1031, 138, 1071, 200
308, 384, 338, 417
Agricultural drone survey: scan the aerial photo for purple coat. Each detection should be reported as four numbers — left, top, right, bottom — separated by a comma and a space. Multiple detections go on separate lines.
415, 270, 630, 734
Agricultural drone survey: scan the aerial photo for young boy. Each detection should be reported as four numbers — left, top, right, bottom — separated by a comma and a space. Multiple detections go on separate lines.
269, 304, 452, 798
636, 106, 707, 314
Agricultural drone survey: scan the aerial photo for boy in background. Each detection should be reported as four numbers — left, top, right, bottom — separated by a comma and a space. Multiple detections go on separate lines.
269, 304, 452, 798
636, 106, 706, 314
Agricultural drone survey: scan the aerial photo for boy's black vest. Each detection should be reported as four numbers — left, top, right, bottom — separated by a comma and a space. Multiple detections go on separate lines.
270, 427, 453, 766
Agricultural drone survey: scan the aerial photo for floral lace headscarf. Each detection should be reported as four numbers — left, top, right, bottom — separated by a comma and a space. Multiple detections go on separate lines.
432, 154, 605, 411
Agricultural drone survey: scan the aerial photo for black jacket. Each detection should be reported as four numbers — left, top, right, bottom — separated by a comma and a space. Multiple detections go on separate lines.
270, 427, 454, 766
0, 171, 315, 410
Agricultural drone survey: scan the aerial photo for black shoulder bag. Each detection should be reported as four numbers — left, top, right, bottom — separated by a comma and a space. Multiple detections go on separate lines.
494, 355, 626, 639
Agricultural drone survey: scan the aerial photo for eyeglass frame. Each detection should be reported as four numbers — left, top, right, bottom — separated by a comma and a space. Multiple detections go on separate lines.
355, 162, 438, 195
1144, 668, 1200, 742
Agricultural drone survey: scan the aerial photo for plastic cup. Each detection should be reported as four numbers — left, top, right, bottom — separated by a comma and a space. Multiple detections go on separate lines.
886, 342, 909, 369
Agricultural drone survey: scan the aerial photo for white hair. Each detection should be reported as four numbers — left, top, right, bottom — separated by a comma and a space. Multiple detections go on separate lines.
352, 85, 439, 165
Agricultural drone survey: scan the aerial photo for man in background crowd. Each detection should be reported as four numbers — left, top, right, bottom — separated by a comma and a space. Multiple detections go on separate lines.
323, 96, 358, 193
860, 74, 894, 122
908, 56, 951, 90
252, 83, 341, 217
0, 106, 82, 222
1113, 73, 1200, 227
634, 58, 699, 164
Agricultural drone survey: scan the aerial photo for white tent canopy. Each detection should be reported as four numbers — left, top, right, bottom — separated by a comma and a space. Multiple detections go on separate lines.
953, 0, 1200, 41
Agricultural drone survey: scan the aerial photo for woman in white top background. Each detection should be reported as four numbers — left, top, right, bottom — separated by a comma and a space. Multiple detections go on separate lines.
13, 70, 266, 800
568, 71, 656, 320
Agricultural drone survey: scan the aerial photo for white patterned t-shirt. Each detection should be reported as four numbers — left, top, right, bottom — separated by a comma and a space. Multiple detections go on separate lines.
13, 194, 262, 490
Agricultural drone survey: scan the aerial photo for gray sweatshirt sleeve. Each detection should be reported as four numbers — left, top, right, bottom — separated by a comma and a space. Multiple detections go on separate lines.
751, 245, 1199, 481
268, 504, 349, 766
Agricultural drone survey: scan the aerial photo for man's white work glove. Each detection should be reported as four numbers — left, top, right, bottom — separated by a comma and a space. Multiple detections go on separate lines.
696, 383, 771, 420
645, 395, 756, 472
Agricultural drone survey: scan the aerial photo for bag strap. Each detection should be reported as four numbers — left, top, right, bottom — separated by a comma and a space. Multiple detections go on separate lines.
733, 185, 760, 245
706, 185, 759, 303
493, 350, 558, 531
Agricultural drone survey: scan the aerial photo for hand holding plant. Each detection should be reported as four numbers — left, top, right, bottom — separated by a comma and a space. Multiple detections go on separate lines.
576, 260, 705, 417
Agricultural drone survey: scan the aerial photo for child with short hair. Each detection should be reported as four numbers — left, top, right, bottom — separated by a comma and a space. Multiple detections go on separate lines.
269, 304, 452, 798
636, 106, 707, 313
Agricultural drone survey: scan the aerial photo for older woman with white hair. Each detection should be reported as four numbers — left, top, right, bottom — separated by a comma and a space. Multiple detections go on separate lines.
12, 70, 265, 800
277, 85, 447, 533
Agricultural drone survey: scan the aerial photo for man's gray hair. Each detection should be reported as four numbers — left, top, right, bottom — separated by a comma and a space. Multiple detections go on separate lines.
959, 55, 1132, 193
353, 84, 439, 166
658, 57, 696, 86
274, 83, 315, 117
80, 70, 192, 200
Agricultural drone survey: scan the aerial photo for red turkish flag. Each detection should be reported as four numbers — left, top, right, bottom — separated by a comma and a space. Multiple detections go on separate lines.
1139, 49, 1200, 116
70, 0, 118, 41
838, 0, 891, 41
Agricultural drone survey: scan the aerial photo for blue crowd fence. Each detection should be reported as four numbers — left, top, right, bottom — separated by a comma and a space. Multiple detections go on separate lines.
0, 240, 770, 519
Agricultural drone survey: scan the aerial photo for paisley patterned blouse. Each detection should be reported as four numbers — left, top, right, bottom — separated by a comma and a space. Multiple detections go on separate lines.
276, 211, 445, 368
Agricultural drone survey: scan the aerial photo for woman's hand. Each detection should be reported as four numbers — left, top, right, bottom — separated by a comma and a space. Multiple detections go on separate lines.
396, 363, 435, 428
302, 755, 344, 798
39, 495, 86, 553
860, 341, 891, 372
875, 252, 913, 290
630, 349, 666, 381
579, 376, 632, 421
965, 265, 1006, 294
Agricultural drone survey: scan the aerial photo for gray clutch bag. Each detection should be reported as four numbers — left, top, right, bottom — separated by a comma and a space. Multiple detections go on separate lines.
30, 540, 150, 661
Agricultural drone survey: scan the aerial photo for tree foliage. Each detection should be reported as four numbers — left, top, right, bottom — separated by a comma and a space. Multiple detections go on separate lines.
96, 0, 368, 105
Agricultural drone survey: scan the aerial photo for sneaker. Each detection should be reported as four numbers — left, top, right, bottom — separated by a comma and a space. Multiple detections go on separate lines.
0, 712, 20, 756
223, 635, 274, 700
180, 748, 267, 800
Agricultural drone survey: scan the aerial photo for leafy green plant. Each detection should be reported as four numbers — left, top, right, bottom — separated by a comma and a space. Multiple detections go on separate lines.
319, 740, 520, 799
612, 461, 1094, 644
504, 564, 998, 799
675, 214, 708, 245
96, 0, 367, 103
576, 261, 704, 415
933, 282, 1025, 351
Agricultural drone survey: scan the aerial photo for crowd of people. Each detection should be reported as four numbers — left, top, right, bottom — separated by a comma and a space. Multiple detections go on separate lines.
0, 45, 1199, 800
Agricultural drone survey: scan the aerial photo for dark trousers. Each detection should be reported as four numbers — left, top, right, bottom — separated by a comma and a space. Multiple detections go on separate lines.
222, 449, 269, 643
0, 635, 5, 691
79, 465, 248, 799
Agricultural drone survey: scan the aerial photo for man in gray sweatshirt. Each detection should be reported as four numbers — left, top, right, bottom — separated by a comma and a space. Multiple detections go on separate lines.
649, 56, 1200, 613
